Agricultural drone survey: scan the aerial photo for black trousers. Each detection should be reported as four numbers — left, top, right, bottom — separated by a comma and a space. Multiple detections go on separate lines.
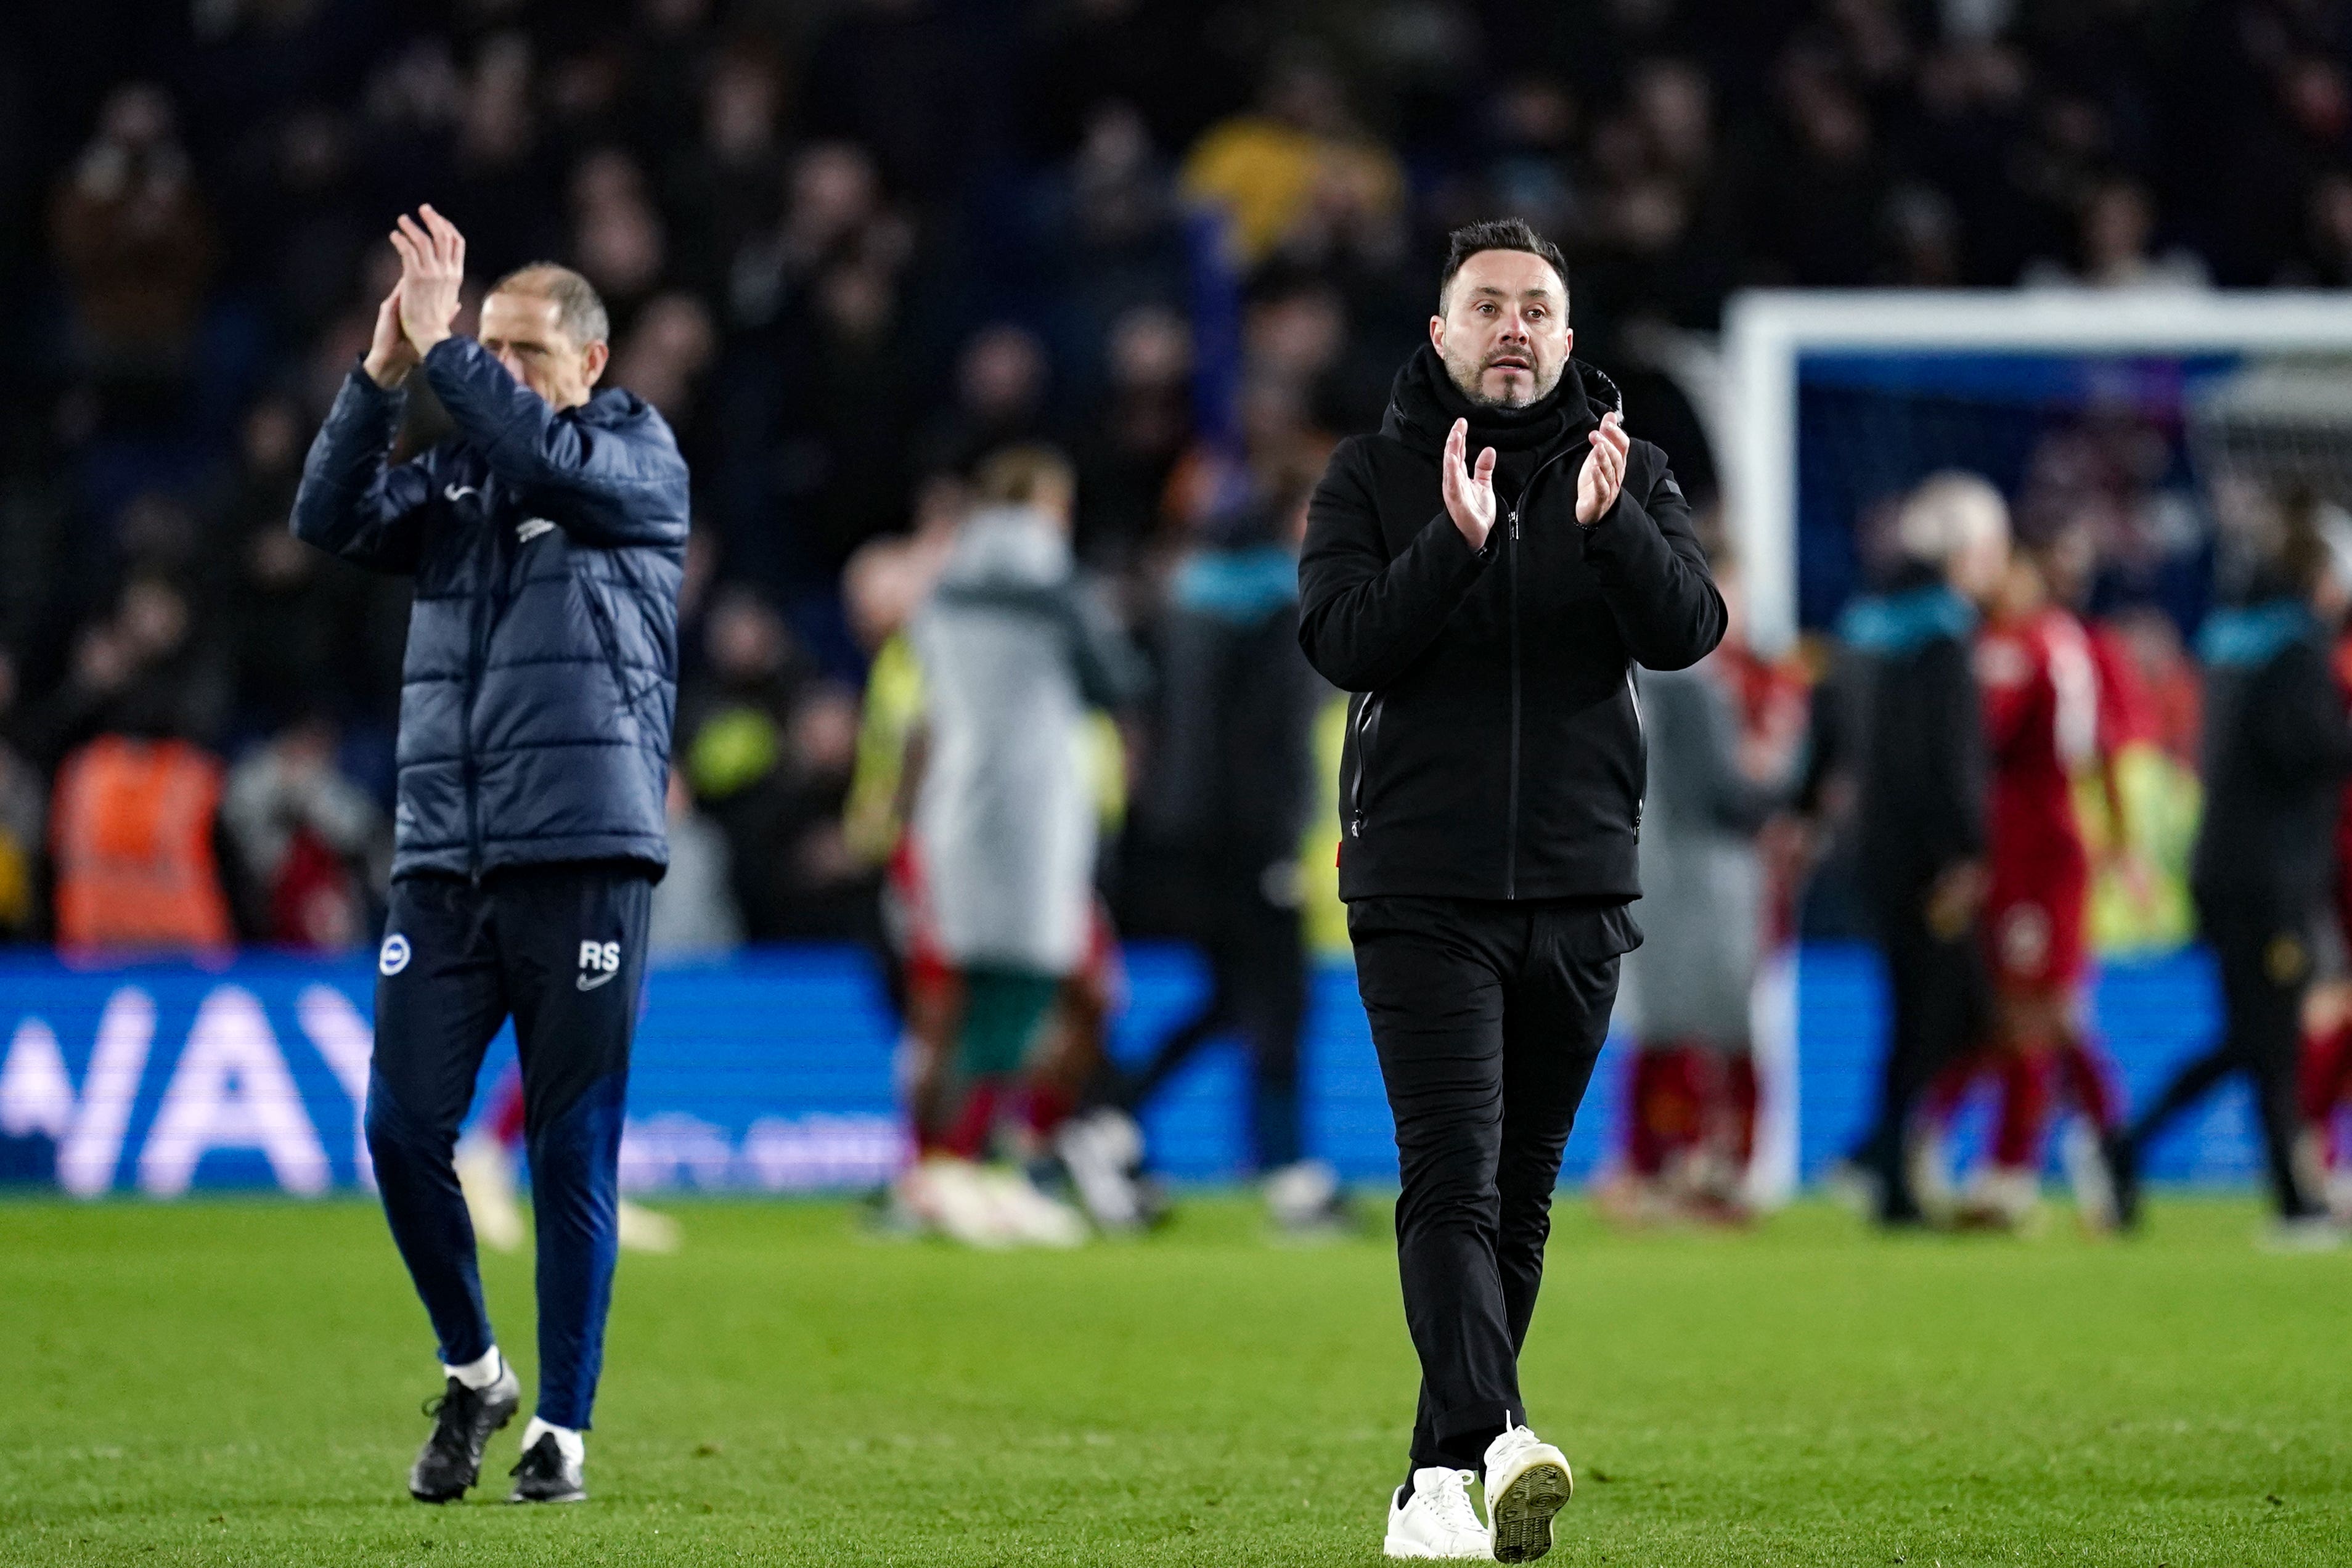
1858, 896, 1987, 1223
1348, 894, 1640, 1474
2128, 884, 2321, 1220
1119, 860, 1309, 1170
366, 862, 651, 1430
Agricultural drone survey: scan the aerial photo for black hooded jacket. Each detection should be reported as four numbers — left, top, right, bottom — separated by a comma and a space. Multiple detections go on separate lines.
1297, 345, 1725, 902
2191, 596, 2352, 909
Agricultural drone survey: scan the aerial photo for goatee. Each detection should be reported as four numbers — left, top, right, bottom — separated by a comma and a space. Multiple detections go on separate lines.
1445, 353, 1559, 410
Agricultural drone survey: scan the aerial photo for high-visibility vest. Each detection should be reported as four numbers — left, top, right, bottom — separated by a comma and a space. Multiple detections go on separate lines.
51, 735, 234, 953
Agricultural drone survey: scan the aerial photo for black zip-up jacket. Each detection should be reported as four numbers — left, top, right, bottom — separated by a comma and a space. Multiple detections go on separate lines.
1142, 544, 1325, 878
2191, 598, 2352, 909
1297, 345, 1725, 902
1802, 570, 1987, 915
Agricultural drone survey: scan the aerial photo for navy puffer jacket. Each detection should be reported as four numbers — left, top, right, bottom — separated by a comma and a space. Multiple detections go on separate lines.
292, 337, 688, 881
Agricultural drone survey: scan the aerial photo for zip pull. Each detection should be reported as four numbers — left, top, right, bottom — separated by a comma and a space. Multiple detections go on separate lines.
1509, 508, 1521, 541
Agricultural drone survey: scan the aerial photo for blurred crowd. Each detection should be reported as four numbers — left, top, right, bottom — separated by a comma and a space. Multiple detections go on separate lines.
1, 0, 2349, 966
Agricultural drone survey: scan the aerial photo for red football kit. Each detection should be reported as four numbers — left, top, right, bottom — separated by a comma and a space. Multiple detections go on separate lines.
1975, 605, 2100, 992
1919, 606, 2126, 1195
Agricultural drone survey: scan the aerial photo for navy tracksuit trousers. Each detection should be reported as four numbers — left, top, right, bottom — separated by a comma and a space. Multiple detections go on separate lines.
365, 862, 651, 1431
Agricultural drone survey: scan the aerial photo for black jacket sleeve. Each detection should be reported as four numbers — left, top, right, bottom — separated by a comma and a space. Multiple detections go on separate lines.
1580, 447, 1726, 672
1915, 634, 1988, 872
2252, 639, 2352, 787
1296, 439, 1491, 692
288, 365, 440, 575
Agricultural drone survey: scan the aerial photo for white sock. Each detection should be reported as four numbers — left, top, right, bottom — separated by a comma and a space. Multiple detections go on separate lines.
443, 1347, 504, 1389
520, 1416, 586, 1464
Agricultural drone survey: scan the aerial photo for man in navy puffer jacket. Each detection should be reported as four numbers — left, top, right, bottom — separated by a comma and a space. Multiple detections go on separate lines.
293, 206, 686, 1506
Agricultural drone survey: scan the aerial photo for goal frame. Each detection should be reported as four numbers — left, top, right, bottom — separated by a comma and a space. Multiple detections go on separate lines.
1721, 288, 2352, 655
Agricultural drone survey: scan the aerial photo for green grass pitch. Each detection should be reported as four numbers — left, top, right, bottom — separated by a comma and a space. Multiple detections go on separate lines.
3, 1194, 2348, 1565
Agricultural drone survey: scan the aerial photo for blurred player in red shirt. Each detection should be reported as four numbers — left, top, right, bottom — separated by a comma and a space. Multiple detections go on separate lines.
1917, 534, 2129, 1227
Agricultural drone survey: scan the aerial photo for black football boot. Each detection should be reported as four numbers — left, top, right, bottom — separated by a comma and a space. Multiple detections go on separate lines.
407, 1360, 521, 1503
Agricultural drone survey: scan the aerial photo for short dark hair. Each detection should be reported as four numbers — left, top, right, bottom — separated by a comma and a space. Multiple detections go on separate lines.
1438, 218, 1569, 316
488, 263, 611, 347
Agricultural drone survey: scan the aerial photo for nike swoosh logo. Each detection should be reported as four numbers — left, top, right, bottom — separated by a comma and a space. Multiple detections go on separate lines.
444, 484, 478, 504
517, 519, 556, 545
576, 969, 618, 991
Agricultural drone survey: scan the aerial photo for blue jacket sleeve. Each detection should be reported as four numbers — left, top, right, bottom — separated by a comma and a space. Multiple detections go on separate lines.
289, 365, 439, 575
422, 337, 690, 548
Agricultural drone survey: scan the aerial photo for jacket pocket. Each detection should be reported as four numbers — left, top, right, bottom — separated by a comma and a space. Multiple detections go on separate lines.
578, 581, 642, 714
1347, 690, 1384, 839
1562, 900, 1645, 961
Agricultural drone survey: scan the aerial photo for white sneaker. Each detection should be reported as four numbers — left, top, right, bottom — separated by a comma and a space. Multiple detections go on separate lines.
977, 1166, 1090, 1248
1956, 1166, 2041, 1231
894, 1158, 1019, 1249
616, 1198, 682, 1254
1906, 1128, 1954, 1225
2327, 1165, 2352, 1223
1264, 1158, 1342, 1231
1055, 1108, 1145, 1230
2060, 1119, 2118, 1233
1383, 1466, 1491, 1559
1483, 1425, 1572, 1563
2260, 1215, 2346, 1253
455, 1135, 526, 1253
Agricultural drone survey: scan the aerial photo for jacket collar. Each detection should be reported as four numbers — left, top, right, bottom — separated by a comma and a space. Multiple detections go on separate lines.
1379, 342, 1598, 455
1174, 544, 1299, 623
1836, 579, 1977, 653
577, 386, 653, 428
2197, 599, 2317, 668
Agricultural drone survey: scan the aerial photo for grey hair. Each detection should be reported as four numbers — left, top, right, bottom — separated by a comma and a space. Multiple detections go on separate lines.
488, 263, 611, 348
1898, 470, 2008, 564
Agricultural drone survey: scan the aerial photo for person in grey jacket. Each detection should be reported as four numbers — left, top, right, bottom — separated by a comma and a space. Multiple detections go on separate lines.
909, 446, 1144, 1146
1090, 467, 1339, 1230
1618, 561, 1800, 1217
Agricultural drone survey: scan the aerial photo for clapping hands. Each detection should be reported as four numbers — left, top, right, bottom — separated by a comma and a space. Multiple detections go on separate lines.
361, 205, 468, 389
1575, 411, 1628, 526
1440, 418, 1498, 549
1440, 407, 1634, 549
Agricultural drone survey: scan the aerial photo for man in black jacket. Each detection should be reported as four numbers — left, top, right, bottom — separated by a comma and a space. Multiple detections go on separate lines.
1810, 474, 2007, 1227
293, 207, 688, 1505
1297, 218, 1723, 1562
2117, 505, 2352, 1237
1095, 468, 1331, 1225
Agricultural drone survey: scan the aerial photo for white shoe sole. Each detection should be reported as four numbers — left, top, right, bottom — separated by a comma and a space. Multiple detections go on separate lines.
1382, 1531, 1487, 1559
1488, 1456, 1572, 1562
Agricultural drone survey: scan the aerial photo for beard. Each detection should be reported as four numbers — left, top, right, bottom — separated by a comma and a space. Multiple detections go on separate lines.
1442, 344, 1562, 409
